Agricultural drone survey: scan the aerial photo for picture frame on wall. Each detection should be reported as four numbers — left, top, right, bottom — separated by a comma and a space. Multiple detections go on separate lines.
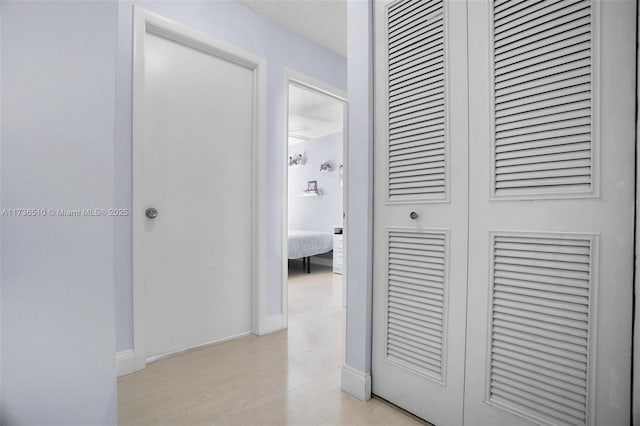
307, 180, 317, 193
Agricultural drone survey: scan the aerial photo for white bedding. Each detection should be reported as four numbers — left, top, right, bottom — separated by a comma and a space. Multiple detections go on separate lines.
287, 230, 333, 259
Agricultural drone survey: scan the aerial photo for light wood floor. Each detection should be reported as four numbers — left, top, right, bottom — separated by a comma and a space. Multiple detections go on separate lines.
118, 264, 428, 426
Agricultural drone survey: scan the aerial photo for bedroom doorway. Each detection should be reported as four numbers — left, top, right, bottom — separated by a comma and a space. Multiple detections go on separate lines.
283, 72, 348, 339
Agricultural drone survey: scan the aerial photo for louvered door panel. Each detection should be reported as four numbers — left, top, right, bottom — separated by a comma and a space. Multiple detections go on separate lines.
488, 232, 596, 425
374, 0, 469, 423
387, 0, 447, 202
491, 0, 596, 198
386, 229, 447, 382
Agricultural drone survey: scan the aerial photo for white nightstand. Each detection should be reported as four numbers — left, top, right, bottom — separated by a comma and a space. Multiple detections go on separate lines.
333, 233, 343, 274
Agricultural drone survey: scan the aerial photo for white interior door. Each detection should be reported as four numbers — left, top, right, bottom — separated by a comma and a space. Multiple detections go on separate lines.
142, 31, 254, 360
464, 1, 635, 424
371, 1, 469, 424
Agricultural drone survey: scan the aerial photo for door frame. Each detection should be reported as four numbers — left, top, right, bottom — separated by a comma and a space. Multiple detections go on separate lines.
282, 69, 348, 326
131, 7, 268, 371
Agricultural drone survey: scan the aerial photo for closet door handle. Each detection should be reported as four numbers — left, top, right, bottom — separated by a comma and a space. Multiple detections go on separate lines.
409, 211, 418, 220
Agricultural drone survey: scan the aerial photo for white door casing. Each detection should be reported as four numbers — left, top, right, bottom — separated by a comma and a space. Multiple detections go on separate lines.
371, 0, 469, 424
281, 69, 348, 329
132, 8, 268, 369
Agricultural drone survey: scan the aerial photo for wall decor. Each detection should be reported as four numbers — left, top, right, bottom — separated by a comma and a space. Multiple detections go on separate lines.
288, 153, 305, 166
300, 180, 320, 197
320, 161, 332, 173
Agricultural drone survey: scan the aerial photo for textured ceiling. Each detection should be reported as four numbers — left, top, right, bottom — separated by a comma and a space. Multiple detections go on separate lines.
237, 0, 347, 57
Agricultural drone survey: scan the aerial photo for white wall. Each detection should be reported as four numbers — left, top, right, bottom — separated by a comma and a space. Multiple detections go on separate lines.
342, 0, 374, 399
288, 132, 343, 233
1, 1, 118, 424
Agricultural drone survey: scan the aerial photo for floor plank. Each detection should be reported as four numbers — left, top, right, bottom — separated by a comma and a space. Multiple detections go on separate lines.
118, 264, 428, 425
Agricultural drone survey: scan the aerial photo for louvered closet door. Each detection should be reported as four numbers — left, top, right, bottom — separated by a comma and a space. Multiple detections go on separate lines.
372, 0, 469, 424
464, 1, 635, 425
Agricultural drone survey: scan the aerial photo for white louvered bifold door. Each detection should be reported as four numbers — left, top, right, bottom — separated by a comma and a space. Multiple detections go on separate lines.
465, 1, 635, 425
372, 0, 469, 424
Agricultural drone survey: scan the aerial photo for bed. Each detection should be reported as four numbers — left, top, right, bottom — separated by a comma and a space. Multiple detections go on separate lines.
288, 230, 334, 273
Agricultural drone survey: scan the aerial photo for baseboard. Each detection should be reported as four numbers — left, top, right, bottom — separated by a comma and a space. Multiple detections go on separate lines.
116, 349, 135, 377
146, 331, 251, 364
258, 313, 286, 335
341, 365, 371, 401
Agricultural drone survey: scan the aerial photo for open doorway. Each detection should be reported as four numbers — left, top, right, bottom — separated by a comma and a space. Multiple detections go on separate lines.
284, 73, 347, 340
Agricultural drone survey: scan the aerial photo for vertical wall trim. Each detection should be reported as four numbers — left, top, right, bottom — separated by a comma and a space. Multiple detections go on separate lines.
342, 0, 374, 399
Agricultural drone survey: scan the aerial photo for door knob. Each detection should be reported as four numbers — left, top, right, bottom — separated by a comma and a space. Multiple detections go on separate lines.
145, 207, 158, 219
409, 211, 418, 220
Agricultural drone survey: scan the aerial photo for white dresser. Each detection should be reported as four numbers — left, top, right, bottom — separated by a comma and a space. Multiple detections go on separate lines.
333, 232, 343, 274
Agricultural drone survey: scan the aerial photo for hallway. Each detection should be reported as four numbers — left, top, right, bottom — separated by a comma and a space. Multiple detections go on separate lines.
118, 264, 427, 425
